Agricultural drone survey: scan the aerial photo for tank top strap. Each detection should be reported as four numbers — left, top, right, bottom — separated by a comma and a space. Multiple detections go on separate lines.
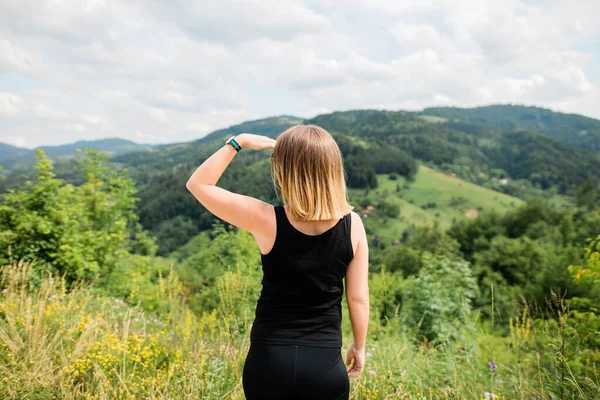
274, 204, 294, 236
343, 212, 353, 262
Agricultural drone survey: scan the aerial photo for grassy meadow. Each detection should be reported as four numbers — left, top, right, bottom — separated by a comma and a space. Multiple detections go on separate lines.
349, 165, 525, 240
2, 260, 599, 400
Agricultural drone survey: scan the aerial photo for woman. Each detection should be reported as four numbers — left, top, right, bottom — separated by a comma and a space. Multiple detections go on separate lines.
186, 124, 369, 399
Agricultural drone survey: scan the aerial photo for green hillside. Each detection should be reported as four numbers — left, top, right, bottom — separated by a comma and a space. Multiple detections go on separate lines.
423, 104, 600, 152
348, 165, 525, 241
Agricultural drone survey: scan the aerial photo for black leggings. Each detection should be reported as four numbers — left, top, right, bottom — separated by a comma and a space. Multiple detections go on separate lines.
242, 343, 350, 400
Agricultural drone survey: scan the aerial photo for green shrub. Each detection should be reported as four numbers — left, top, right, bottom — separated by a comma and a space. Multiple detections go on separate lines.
401, 253, 478, 343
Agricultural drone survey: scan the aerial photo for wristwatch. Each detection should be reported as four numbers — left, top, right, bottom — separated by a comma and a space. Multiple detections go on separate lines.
225, 135, 242, 152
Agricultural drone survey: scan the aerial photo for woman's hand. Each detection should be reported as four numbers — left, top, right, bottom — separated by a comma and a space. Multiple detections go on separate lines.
236, 133, 276, 151
345, 342, 365, 378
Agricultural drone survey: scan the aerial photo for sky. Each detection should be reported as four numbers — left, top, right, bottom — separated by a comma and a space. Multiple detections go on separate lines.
1, 0, 599, 149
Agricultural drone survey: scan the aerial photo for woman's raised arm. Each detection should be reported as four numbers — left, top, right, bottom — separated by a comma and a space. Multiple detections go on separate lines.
185, 134, 276, 236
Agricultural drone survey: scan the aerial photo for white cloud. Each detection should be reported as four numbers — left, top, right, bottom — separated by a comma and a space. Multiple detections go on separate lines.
32, 104, 70, 119
0, 92, 25, 116
0, 0, 598, 148
148, 0, 330, 43
0, 39, 40, 72
146, 107, 169, 123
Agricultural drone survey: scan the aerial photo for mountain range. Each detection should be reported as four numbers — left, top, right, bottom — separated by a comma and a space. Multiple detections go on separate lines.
0, 138, 150, 172
1, 104, 598, 254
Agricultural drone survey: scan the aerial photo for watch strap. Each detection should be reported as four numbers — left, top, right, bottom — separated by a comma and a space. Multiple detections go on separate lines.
226, 136, 242, 152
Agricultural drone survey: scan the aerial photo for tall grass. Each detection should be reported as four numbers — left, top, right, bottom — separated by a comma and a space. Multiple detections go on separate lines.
1, 261, 598, 399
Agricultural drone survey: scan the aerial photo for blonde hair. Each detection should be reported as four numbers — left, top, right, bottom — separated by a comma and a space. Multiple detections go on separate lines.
270, 124, 354, 221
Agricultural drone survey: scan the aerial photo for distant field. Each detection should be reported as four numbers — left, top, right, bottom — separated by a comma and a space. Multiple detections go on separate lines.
349, 165, 525, 241
416, 115, 448, 123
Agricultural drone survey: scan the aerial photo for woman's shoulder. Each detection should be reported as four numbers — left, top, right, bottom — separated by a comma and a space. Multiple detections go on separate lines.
349, 211, 364, 228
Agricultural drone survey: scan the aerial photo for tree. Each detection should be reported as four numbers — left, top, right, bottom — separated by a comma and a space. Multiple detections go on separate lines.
0, 150, 97, 280
0, 150, 156, 284
75, 149, 157, 279
346, 151, 378, 189
576, 178, 599, 210
375, 198, 400, 218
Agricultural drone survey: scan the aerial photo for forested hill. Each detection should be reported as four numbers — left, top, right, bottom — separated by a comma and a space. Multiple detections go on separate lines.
112, 116, 303, 170
422, 104, 600, 152
306, 109, 600, 193
199, 115, 303, 143
0, 143, 30, 158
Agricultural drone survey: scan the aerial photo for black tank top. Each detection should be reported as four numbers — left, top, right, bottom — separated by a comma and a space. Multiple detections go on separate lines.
250, 205, 354, 348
